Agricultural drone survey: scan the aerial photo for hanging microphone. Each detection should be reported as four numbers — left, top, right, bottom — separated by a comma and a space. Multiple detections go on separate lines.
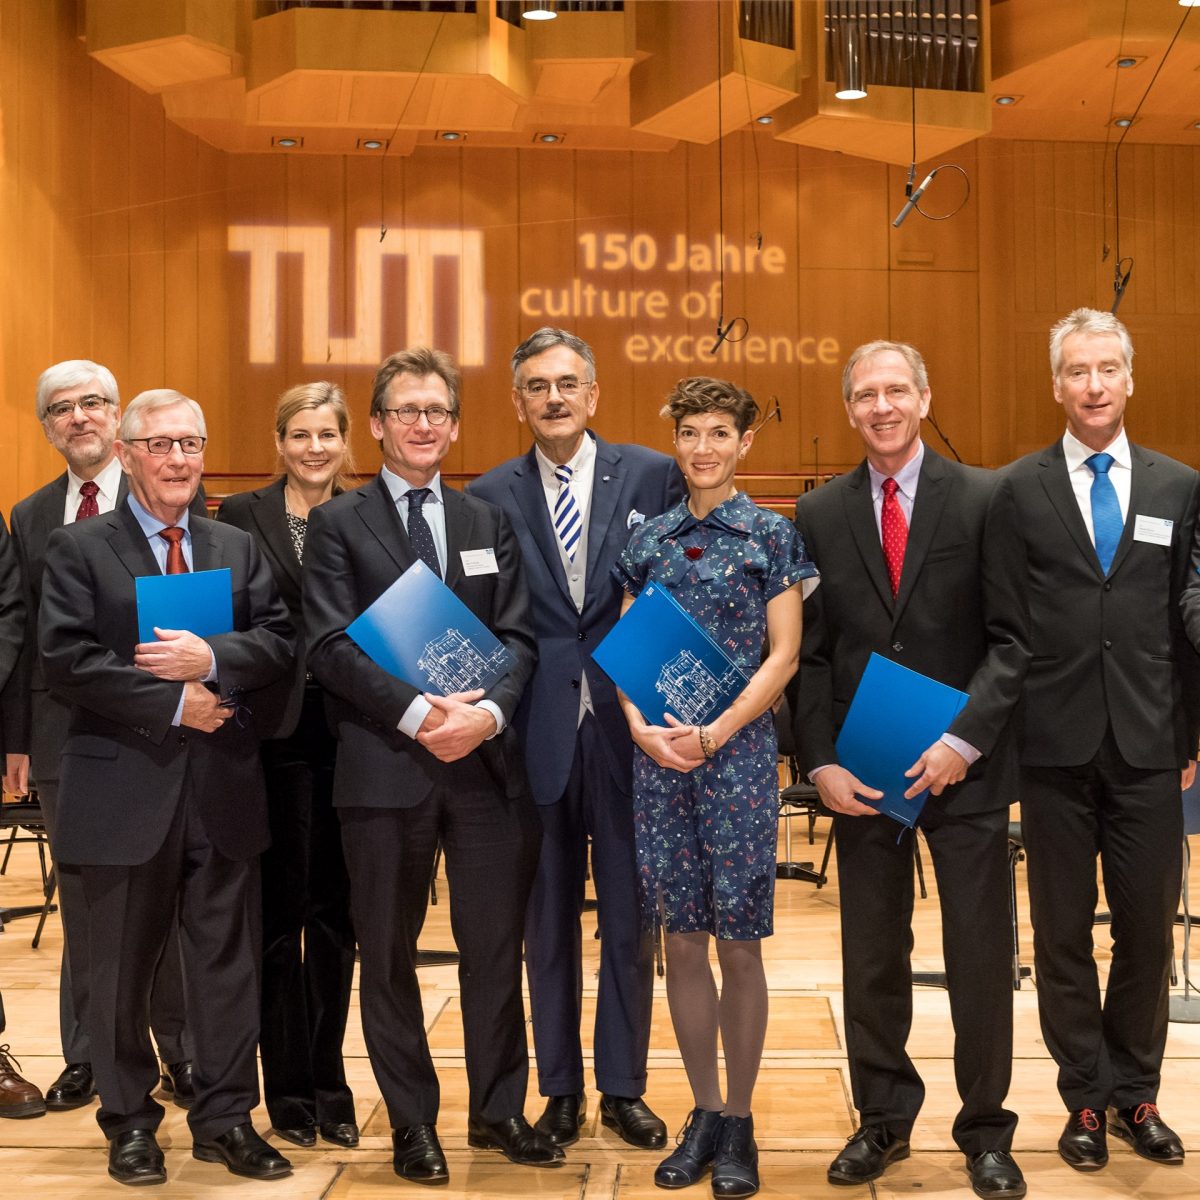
892, 169, 937, 228
1111, 262, 1133, 313
709, 318, 736, 354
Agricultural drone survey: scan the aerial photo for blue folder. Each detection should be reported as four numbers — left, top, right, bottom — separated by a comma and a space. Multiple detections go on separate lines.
834, 652, 970, 827
346, 560, 515, 695
135, 568, 234, 644
591, 582, 751, 725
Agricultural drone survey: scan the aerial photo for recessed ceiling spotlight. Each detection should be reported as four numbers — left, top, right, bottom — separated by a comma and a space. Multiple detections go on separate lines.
274, 136, 300, 148
522, 3, 557, 19
361, 139, 383, 150
534, 132, 563, 144
755, 115, 774, 125
438, 131, 465, 141
993, 95, 1020, 106
1192, 120, 1200, 129
1113, 117, 1134, 128
1116, 57, 1139, 68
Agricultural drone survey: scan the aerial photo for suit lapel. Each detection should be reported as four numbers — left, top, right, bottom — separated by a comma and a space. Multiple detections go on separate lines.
355, 474, 414, 575
190, 516, 220, 572
511, 448, 573, 607
584, 438, 626, 591
892, 450, 950, 626
842, 462, 895, 613
1107, 444, 1148, 579
108, 502, 163, 579
251, 479, 302, 592
1037, 441, 1104, 578
442, 485, 474, 589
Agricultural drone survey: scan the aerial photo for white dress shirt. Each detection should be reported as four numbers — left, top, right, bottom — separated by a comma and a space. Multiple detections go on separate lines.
64, 456, 124, 523
1062, 426, 1132, 539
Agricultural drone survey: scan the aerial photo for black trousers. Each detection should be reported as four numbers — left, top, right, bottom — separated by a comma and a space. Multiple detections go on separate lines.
259, 687, 356, 1129
339, 763, 541, 1130
1020, 731, 1183, 1111
524, 713, 654, 1098
835, 803, 1017, 1154
79, 783, 261, 1141
40, 778, 190, 1067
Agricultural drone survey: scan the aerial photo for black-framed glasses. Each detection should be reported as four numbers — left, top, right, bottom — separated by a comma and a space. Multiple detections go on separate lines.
124, 436, 207, 456
383, 405, 454, 426
44, 394, 114, 421
519, 377, 593, 399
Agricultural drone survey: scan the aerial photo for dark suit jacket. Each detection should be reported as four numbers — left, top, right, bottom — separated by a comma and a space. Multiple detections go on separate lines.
216, 477, 310, 740
469, 434, 683, 805
38, 502, 294, 866
1, 471, 206, 783
994, 438, 1200, 770
304, 472, 537, 807
793, 447, 1024, 815
0, 513, 26, 758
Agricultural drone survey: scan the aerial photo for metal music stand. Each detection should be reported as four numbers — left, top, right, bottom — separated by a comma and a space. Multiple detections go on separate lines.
1170, 778, 1200, 1023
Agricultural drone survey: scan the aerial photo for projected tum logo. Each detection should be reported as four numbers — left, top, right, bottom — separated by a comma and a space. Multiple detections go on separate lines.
228, 226, 485, 366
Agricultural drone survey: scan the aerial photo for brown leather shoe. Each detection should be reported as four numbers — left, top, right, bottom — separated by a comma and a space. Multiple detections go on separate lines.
0, 1045, 46, 1119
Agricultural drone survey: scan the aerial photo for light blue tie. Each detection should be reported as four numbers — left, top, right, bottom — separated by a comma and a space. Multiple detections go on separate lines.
1086, 452, 1123, 575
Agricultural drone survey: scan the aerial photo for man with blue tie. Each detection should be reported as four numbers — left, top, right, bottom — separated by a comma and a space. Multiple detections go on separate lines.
471, 328, 682, 1150
991, 308, 1200, 1170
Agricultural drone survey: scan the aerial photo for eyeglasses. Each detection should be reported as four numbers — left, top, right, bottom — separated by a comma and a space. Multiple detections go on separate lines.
125, 436, 207, 456
383, 405, 454, 426
44, 394, 114, 422
519, 377, 593, 399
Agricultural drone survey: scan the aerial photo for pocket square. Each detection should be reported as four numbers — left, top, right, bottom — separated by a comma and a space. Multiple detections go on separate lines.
627, 509, 646, 529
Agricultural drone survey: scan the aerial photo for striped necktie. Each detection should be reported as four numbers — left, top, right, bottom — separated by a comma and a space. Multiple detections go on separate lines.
553, 464, 581, 563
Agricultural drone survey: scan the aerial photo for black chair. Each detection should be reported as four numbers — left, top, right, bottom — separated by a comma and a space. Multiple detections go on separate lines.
774, 695, 835, 886
0, 798, 59, 947
1006, 820, 1034, 991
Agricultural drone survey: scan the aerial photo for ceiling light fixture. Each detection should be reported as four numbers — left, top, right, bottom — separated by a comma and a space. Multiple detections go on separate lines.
274, 136, 299, 148
834, 20, 867, 100
993, 95, 1020, 106
755, 115, 774, 125
534, 132, 563, 144
438, 131, 464, 141
522, 2, 557, 19
1113, 117, 1133, 127
361, 139, 383, 150
1116, 56, 1139, 68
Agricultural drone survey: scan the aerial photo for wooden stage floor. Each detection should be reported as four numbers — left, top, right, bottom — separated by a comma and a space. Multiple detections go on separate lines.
2, 810, 1200, 1197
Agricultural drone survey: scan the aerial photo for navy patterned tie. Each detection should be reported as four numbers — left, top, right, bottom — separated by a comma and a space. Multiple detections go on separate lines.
1086, 452, 1122, 575
553, 464, 582, 562
405, 488, 442, 579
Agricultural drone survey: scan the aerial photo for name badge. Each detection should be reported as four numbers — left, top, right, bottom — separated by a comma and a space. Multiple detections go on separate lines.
460, 548, 499, 576
1133, 515, 1173, 547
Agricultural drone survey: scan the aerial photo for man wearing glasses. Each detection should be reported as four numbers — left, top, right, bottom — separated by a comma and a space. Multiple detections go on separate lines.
304, 347, 556, 1185
471, 328, 681, 1150
39, 389, 294, 1186
1, 362, 197, 1118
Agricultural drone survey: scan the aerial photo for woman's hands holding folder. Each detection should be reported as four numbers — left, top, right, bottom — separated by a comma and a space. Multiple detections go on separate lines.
628, 712, 706, 773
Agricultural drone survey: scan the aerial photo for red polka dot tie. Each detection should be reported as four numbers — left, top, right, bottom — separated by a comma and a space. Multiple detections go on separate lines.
75, 480, 99, 521
881, 477, 907, 599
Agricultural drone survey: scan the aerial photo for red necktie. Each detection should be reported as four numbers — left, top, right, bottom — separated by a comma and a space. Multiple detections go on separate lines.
75, 480, 99, 521
881, 477, 907, 598
158, 527, 188, 575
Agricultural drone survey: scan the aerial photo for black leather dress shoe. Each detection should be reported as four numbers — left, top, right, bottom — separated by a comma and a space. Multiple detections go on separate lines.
45, 1062, 97, 1111
827, 1124, 910, 1185
467, 1114, 565, 1166
108, 1129, 166, 1186
600, 1095, 668, 1150
966, 1151, 1027, 1199
712, 1114, 759, 1198
272, 1125, 317, 1148
393, 1124, 449, 1185
159, 1061, 194, 1110
320, 1121, 360, 1148
1109, 1103, 1185, 1164
1058, 1108, 1107, 1170
193, 1122, 292, 1179
534, 1094, 585, 1147
654, 1107, 723, 1189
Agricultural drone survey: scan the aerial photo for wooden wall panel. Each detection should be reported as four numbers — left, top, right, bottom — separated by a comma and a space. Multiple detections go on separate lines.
6, 3, 1200, 521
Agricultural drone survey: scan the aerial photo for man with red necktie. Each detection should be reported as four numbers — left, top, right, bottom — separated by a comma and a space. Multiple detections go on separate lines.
1, 361, 199, 1118
791, 341, 1027, 1199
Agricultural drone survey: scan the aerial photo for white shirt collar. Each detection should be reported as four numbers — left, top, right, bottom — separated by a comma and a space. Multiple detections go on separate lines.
867, 440, 925, 500
534, 431, 595, 488
1062, 427, 1131, 474
67, 456, 123, 507
381, 464, 444, 506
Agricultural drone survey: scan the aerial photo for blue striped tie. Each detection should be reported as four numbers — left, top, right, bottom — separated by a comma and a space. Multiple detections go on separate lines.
553, 464, 581, 562
1086, 452, 1123, 575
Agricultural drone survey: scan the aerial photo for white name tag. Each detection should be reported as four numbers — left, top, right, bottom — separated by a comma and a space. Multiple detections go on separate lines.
1133, 514, 1173, 547
460, 548, 499, 576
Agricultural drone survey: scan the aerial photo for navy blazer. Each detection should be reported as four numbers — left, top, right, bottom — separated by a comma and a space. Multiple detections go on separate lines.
470, 434, 683, 806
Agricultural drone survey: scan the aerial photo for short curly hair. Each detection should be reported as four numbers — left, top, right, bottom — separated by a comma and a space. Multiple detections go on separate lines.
659, 376, 759, 435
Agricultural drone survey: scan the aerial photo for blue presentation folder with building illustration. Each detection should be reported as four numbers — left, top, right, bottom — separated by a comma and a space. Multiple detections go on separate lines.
591, 582, 750, 725
135, 568, 234, 644
346, 560, 514, 695
835, 652, 970, 828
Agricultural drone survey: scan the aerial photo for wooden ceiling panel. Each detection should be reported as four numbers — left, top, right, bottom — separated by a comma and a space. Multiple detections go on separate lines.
91, 35, 237, 94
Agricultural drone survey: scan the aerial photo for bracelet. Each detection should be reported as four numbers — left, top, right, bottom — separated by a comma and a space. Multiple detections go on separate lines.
698, 725, 717, 759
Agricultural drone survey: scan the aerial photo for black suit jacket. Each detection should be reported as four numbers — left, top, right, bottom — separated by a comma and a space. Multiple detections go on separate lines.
304, 473, 537, 807
994, 438, 1200, 770
38, 502, 294, 866
793, 447, 1024, 815
1, 471, 206, 783
468, 435, 683, 805
0, 513, 26, 758
216, 477, 309, 740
